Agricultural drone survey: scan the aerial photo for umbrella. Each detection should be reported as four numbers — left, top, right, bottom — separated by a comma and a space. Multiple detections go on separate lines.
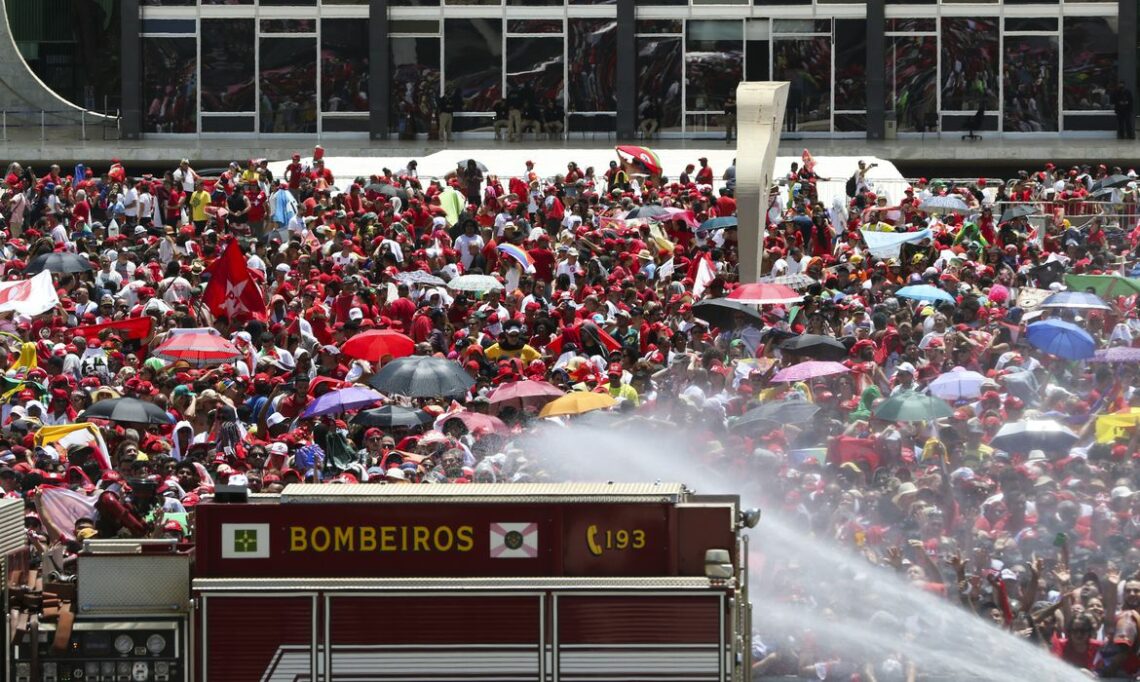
152, 332, 241, 367
927, 367, 987, 400
691, 298, 762, 329
447, 274, 504, 293
779, 334, 848, 361
999, 204, 1035, 223
538, 391, 616, 418
24, 252, 93, 275
727, 283, 802, 306
699, 216, 738, 231
352, 405, 433, 428
872, 391, 953, 422
918, 195, 969, 213
1025, 319, 1096, 360
990, 419, 1078, 453
393, 270, 446, 287
84, 398, 173, 425
624, 204, 669, 220
365, 183, 409, 203
615, 145, 663, 176
1090, 346, 1140, 363
368, 356, 475, 398
1039, 291, 1110, 311
1092, 174, 1131, 192
496, 243, 534, 271
456, 158, 487, 172
486, 380, 565, 411
771, 361, 850, 383
437, 411, 508, 434
341, 330, 415, 362
757, 272, 816, 290
895, 284, 956, 305
300, 386, 385, 419
732, 400, 820, 431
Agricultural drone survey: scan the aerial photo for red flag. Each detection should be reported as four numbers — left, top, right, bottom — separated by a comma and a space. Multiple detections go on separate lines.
72, 316, 153, 344
203, 240, 267, 322
690, 252, 716, 298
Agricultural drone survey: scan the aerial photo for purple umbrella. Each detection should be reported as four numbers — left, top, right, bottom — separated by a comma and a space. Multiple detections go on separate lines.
771, 361, 850, 383
1090, 346, 1140, 363
300, 386, 386, 418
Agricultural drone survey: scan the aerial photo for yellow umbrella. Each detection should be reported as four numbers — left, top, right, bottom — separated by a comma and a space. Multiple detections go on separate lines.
538, 391, 616, 418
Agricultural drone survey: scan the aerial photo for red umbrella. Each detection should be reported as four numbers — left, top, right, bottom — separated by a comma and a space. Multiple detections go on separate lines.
341, 330, 415, 362
727, 283, 802, 306
153, 331, 241, 367
615, 145, 663, 176
436, 411, 508, 435
486, 380, 565, 412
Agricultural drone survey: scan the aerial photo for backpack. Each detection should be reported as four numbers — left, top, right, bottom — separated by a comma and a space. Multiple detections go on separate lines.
845, 173, 857, 198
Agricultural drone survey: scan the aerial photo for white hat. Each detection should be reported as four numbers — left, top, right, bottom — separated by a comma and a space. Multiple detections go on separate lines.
385, 467, 407, 481
266, 413, 287, 428
895, 362, 916, 376
275, 263, 290, 274
1112, 485, 1134, 500
267, 441, 288, 455
349, 307, 363, 322
1027, 449, 1046, 462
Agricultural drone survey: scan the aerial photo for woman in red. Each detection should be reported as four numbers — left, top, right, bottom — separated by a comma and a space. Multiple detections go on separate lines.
1051, 613, 1102, 673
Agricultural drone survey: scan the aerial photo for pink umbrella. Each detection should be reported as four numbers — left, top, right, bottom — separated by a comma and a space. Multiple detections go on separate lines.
771, 361, 850, 383
437, 411, 508, 434
486, 380, 565, 412
728, 283, 802, 306
153, 331, 241, 366
658, 206, 699, 228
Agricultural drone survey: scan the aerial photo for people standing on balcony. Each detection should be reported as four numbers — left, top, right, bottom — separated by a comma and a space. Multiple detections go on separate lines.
506, 86, 524, 142
723, 95, 736, 143
1113, 81, 1135, 140
436, 90, 459, 143
639, 98, 660, 140
493, 99, 510, 141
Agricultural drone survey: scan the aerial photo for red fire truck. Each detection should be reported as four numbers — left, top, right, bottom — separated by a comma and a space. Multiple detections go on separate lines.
9, 482, 757, 682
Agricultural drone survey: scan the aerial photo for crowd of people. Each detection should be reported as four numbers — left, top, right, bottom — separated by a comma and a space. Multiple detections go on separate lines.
4, 146, 1140, 677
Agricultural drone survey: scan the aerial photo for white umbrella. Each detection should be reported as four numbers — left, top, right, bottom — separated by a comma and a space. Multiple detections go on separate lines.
446, 274, 504, 293
926, 367, 987, 400
918, 195, 969, 213
989, 420, 1078, 453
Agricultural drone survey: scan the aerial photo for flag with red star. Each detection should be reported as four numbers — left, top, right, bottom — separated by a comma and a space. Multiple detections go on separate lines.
202, 239, 267, 323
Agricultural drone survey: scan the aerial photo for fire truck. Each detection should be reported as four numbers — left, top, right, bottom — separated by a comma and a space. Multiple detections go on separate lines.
7, 482, 757, 682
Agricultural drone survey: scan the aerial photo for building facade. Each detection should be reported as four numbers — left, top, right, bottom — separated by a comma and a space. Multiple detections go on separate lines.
119, 0, 1134, 141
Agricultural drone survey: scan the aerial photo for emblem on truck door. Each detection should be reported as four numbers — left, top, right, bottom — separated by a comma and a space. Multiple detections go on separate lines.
489, 522, 538, 558
221, 523, 271, 558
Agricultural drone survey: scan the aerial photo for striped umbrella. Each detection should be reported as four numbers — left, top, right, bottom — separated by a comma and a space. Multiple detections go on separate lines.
496, 243, 534, 272
152, 331, 241, 367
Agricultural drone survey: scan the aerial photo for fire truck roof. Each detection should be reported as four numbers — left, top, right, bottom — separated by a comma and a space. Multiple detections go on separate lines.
278, 482, 691, 504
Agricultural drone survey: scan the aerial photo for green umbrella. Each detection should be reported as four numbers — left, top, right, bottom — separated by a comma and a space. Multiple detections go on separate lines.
872, 390, 953, 422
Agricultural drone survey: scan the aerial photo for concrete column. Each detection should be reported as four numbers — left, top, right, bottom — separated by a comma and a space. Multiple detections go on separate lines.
735, 82, 788, 284
1120, 0, 1137, 96
865, 0, 885, 140
120, 0, 141, 139
615, 0, 636, 140
369, 0, 390, 140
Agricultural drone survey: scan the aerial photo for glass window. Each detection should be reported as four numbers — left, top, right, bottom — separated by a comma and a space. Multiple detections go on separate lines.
1003, 35, 1058, 131
941, 18, 998, 111
259, 38, 317, 133
321, 19, 369, 113
685, 21, 743, 111
141, 19, 196, 34
508, 0, 559, 5
773, 20, 830, 33
390, 21, 440, 34
391, 36, 440, 134
774, 37, 831, 132
202, 116, 255, 133
568, 20, 617, 111
887, 36, 937, 131
201, 0, 252, 4
507, 38, 564, 108
141, 0, 195, 5
260, 20, 316, 33
507, 20, 563, 34
637, 36, 682, 130
390, 0, 438, 8
834, 19, 866, 110
202, 19, 255, 112
1005, 18, 1057, 32
260, 0, 317, 4
637, 20, 683, 34
1063, 17, 1116, 111
322, 0, 369, 4
887, 19, 935, 33
444, 19, 502, 112
570, 0, 614, 5
142, 37, 196, 133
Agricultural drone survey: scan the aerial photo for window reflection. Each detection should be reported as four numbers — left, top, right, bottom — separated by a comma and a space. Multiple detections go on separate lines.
888, 36, 936, 132
1063, 18, 1116, 111
834, 20, 866, 111
637, 36, 682, 130
569, 20, 617, 111
445, 19, 502, 112
685, 21, 743, 112
391, 36, 440, 134
143, 38, 196, 133
941, 18, 998, 111
774, 37, 831, 132
506, 38, 564, 106
259, 38, 317, 133
1003, 35, 1058, 132
321, 19, 369, 113
202, 19, 255, 112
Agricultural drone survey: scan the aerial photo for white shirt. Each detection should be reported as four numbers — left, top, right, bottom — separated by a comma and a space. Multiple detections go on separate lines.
454, 234, 484, 269
122, 187, 139, 217
138, 192, 156, 220
173, 168, 196, 193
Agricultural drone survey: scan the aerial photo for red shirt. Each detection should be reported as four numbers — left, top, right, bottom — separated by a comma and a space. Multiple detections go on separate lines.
529, 247, 556, 283
716, 196, 736, 216
695, 166, 713, 185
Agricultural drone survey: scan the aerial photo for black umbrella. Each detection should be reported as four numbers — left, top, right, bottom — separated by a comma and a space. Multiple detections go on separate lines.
366, 183, 409, 203
83, 397, 173, 424
24, 252, 94, 275
368, 356, 475, 398
352, 405, 433, 428
732, 400, 820, 432
1091, 174, 1131, 192
691, 298, 761, 330
458, 159, 488, 172
625, 204, 669, 220
779, 334, 848, 361
999, 204, 1035, 223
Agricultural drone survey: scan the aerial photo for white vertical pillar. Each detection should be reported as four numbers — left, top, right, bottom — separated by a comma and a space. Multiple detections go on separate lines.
734, 82, 788, 284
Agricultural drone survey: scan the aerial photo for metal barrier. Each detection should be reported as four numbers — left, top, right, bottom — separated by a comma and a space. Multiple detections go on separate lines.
0, 108, 120, 143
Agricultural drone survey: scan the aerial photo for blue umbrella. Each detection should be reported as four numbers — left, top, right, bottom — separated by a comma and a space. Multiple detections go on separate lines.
1025, 319, 1095, 360
300, 386, 385, 418
1039, 291, 1110, 311
895, 284, 956, 305
699, 216, 738, 232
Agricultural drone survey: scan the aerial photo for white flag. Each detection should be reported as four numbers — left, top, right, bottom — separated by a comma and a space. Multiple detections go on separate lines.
0, 271, 60, 316
692, 254, 716, 299
489, 522, 538, 559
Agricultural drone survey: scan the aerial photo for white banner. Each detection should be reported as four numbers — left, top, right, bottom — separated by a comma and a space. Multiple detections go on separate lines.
860, 228, 934, 260
0, 271, 60, 316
